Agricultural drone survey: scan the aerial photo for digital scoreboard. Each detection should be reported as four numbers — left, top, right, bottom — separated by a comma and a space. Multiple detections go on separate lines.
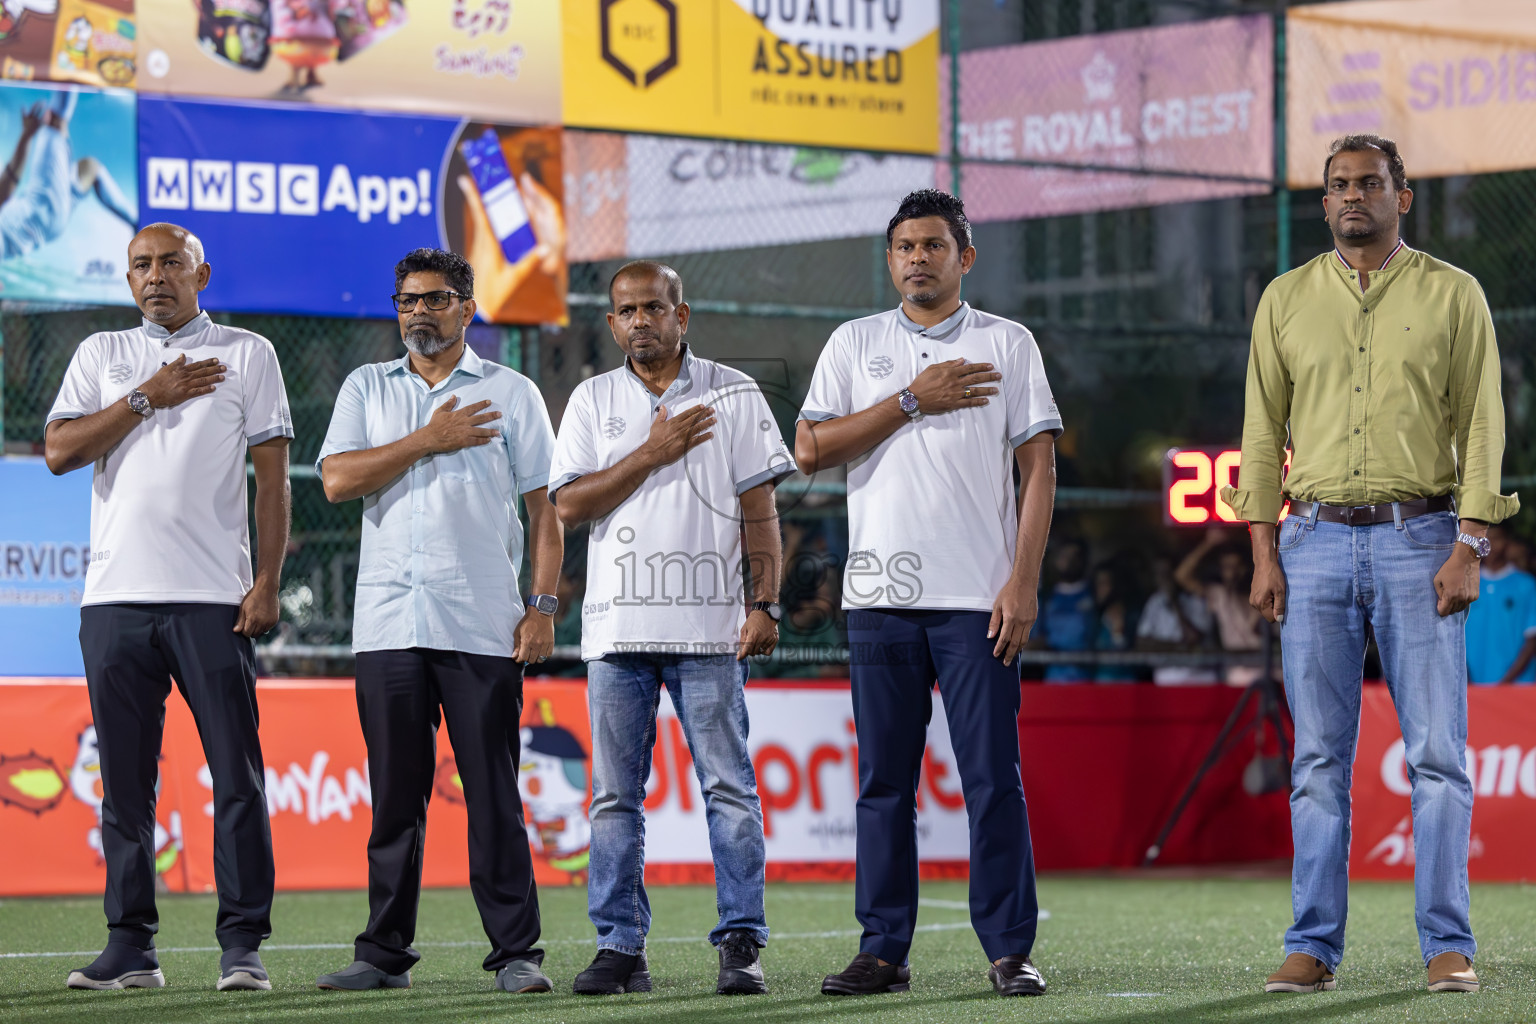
1162, 447, 1290, 526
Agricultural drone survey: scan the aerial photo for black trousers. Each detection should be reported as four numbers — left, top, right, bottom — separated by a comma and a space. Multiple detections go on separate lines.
354, 648, 542, 974
80, 603, 274, 951
847, 609, 1039, 965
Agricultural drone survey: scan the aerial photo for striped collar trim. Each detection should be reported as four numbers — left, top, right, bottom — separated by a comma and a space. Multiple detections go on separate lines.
1334, 238, 1406, 272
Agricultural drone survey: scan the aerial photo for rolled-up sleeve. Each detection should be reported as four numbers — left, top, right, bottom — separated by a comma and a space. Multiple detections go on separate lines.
1449, 278, 1520, 523
1222, 287, 1291, 524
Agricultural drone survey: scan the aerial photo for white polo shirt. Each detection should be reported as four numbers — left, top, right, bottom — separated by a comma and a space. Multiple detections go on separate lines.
800, 303, 1061, 611
46, 312, 293, 606
549, 346, 794, 661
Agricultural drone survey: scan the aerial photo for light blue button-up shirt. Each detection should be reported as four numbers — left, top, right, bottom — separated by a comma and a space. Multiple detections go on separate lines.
317, 346, 555, 657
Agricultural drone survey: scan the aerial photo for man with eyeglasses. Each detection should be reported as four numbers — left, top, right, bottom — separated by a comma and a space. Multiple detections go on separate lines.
313, 248, 562, 995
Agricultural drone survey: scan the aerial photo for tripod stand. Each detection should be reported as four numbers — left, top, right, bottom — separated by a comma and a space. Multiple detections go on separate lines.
1142, 618, 1292, 867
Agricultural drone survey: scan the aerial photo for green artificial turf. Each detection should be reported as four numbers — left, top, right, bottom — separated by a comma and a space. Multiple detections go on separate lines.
1, 878, 1533, 1023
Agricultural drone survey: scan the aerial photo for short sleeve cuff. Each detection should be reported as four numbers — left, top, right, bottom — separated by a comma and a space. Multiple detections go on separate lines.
735, 459, 797, 495
46, 408, 88, 425
247, 424, 294, 446
546, 471, 583, 500
798, 408, 839, 423
1455, 486, 1520, 524
1222, 485, 1283, 524
517, 472, 551, 495
1010, 418, 1063, 448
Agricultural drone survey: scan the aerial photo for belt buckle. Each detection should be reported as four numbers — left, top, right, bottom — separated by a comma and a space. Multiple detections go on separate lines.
1340, 505, 1357, 526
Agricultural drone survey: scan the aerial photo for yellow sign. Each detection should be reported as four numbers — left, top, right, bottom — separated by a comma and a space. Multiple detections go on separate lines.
1288, 0, 1536, 184
136, 0, 561, 123
562, 0, 939, 154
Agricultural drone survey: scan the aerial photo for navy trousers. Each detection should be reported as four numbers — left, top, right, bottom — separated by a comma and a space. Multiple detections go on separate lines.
848, 608, 1039, 964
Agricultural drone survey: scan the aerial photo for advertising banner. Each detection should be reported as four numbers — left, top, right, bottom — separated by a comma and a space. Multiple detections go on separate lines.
943, 15, 1273, 222
1287, 1, 1536, 184
564, 129, 936, 261
138, 95, 566, 323
0, 458, 92, 676
0, 679, 965, 896
0, 81, 135, 304
1353, 685, 1536, 883
135, 0, 559, 124
561, 0, 940, 155
0, 0, 134, 88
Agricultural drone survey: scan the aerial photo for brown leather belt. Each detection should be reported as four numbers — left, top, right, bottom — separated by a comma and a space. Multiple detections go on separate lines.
1287, 495, 1455, 526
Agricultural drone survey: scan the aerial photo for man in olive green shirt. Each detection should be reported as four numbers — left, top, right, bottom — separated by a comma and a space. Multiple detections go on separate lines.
1223, 135, 1518, 997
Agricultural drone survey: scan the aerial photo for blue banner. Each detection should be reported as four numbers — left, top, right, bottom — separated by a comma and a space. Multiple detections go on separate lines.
138, 94, 464, 320
0, 458, 92, 676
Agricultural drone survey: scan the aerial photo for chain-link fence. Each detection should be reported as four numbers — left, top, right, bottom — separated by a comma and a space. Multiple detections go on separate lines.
4, 0, 1533, 676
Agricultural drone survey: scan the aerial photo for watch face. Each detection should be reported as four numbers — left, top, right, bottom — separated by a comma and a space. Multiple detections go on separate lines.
899, 390, 919, 415
532, 595, 558, 615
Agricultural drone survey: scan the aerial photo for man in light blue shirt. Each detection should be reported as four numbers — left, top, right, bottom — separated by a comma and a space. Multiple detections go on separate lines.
1466, 524, 1536, 684
312, 248, 562, 995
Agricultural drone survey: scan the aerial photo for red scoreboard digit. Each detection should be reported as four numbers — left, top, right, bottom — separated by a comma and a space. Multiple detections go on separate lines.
1163, 447, 1291, 526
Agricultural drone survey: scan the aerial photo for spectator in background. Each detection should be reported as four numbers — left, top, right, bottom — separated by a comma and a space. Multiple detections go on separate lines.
1466, 524, 1536, 684
1177, 528, 1264, 685
1038, 538, 1096, 683
1091, 562, 1138, 683
1137, 555, 1217, 685
1507, 532, 1533, 575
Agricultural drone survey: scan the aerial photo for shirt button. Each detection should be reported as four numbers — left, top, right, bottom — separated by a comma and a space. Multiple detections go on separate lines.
414, 506, 423, 513
415, 545, 424, 552
1358, 347, 1364, 352
1353, 428, 1360, 434
1355, 387, 1362, 392
1362, 307, 1369, 313
1353, 470, 1360, 476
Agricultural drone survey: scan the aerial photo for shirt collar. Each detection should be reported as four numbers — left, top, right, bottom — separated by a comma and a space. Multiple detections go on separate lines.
386, 342, 487, 381
142, 311, 212, 343
1333, 239, 1408, 273
625, 342, 695, 401
897, 302, 969, 340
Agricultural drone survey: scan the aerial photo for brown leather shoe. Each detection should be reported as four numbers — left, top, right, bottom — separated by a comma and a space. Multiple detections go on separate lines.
1264, 952, 1336, 993
1426, 952, 1478, 993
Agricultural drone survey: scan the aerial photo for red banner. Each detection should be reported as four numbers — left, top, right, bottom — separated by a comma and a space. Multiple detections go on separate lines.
1352, 685, 1536, 882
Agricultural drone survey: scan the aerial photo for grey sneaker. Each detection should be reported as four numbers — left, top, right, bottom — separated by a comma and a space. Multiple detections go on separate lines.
316, 960, 411, 991
217, 947, 271, 991
66, 944, 165, 990
495, 958, 553, 993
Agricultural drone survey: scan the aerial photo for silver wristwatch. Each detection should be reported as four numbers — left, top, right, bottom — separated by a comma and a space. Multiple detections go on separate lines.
897, 388, 920, 419
1457, 532, 1491, 558
126, 389, 152, 417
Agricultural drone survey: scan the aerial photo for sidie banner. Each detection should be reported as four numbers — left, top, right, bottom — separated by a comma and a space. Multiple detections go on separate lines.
561, 0, 940, 155
1287, 0, 1536, 185
135, 0, 559, 123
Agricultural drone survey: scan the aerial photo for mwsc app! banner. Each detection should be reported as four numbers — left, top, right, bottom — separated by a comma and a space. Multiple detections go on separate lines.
562, 0, 939, 154
138, 95, 567, 323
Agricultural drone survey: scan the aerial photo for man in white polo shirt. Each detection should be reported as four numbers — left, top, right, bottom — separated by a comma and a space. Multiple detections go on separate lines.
797, 190, 1059, 998
314, 248, 561, 996
550, 260, 793, 998
45, 222, 292, 993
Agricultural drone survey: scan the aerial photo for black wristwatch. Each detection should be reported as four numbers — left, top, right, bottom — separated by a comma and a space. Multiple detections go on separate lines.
751, 601, 782, 622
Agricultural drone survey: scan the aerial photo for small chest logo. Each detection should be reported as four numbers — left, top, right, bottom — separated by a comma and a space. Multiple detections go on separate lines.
867, 356, 894, 379
603, 417, 627, 440
107, 363, 133, 385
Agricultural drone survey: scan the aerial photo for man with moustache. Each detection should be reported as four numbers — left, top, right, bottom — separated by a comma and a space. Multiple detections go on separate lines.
549, 260, 792, 997
45, 222, 291, 992
797, 189, 1059, 998
1223, 136, 1516, 995
314, 248, 562, 994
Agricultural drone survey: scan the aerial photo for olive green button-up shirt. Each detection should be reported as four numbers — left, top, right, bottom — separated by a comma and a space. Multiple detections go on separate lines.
1222, 246, 1519, 525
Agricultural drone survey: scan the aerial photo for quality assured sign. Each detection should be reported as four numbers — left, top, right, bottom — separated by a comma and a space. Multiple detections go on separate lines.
562, 0, 940, 154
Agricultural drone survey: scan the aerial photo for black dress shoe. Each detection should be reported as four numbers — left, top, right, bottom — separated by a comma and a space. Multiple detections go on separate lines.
717, 932, 767, 995
572, 950, 652, 995
66, 943, 164, 990
988, 954, 1045, 996
821, 952, 911, 995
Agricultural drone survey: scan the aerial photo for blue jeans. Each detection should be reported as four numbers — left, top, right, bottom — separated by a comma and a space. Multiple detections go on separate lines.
586, 653, 767, 954
1278, 508, 1474, 970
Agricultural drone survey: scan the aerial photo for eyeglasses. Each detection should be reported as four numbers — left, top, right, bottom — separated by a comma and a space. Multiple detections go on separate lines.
391, 290, 464, 312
